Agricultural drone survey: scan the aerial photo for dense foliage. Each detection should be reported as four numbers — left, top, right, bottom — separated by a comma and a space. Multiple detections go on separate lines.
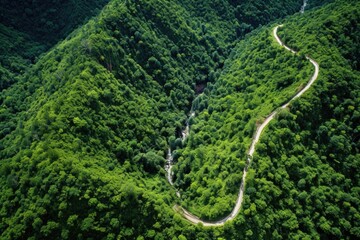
173, 26, 312, 220
0, 0, 110, 45
174, 0, 360, 238
0, 0, 110, 95
0, 0, 358, 239
0, 0, 304, 238
0, 24, 45, 91
245, 1, 360, 238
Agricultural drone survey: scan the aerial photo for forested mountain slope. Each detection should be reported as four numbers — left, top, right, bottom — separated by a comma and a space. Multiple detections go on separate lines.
173, 0, 359, 238
173, 24, 313, 220
250, 1, 360, 238
0, 0, 110, 46
0, 0, 308, 239
0, 0, 111, 95
0, 0, 358, 239
0, 24, 45, 92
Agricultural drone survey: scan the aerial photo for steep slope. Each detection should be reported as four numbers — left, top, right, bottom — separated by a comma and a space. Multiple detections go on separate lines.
0, 0, 110, 46
0, 0, 230, 238
0, 0, 110, 94
230, 0, 302, 30
171, 0, 359, 238
172, 23, 313, 220
244, 1, 360, 238
0, 0, 355, 239
176, 24, 320, 226
0, 24, 45, 91
0, 0, 238, 156
0, 0, 309, 239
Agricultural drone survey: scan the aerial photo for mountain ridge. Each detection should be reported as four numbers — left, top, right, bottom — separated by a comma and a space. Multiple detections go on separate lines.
0, 0, 358, 239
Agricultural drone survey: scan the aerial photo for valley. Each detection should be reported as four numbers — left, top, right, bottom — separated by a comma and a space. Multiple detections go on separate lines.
0, 0, 359, 239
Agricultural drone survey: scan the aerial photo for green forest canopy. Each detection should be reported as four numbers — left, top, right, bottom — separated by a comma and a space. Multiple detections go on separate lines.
0, 0, 359, 239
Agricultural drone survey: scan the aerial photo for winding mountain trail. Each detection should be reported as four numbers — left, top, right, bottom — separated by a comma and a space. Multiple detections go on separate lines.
169, 25, 319, 226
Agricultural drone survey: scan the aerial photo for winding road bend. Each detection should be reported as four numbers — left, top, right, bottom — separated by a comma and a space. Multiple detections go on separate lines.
171, 25, 319, 226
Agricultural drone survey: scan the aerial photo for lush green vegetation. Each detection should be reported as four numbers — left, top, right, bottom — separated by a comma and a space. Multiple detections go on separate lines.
0, 0, 110, 94
173, 26, 313, 220
174, 0, 359, 239
0, 0, 358, 239
0, 0, 110, 45
243, 1, 360, 238
0, 24, 45, 91
0, 0, 304, 238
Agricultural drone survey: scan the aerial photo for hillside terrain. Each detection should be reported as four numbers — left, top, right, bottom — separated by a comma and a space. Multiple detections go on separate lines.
0, 0, 110, 45
0, 0, 111, 95
0, 0, 359, 239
